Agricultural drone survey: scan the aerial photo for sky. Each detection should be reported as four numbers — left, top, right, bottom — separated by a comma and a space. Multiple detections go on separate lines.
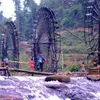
0, 0, 40, 20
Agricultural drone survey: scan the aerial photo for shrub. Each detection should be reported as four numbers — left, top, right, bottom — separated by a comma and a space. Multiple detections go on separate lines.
65, 64, 80, 72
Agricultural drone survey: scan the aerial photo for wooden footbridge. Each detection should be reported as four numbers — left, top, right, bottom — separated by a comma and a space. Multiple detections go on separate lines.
0, 67, 54, 76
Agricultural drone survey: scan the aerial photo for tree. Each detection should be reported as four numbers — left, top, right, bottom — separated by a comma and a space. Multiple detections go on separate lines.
40, 0, 85, 28
13, 0, 38, 40
23, 0, 38, 40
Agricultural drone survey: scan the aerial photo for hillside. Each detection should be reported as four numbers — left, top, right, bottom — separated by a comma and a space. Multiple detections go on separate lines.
60, 27, 87, 54
58, 27, 88, 71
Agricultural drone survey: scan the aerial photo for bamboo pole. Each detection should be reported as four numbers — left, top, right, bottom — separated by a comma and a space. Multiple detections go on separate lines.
8, 60, 28, 64
61, 50, 64, 71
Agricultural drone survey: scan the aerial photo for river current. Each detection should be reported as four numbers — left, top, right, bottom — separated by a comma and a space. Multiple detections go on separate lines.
0, 76, 100, 100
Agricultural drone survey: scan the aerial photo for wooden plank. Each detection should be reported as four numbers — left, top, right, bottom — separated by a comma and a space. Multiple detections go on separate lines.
88, 68, 100, 75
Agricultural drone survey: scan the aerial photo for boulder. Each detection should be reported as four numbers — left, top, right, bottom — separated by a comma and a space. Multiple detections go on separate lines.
45, 75, 70, 82
87, 75, 100, 81
45, 82, 68, 89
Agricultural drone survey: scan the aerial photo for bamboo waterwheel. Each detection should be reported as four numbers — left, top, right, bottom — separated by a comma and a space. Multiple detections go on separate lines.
84, 0, 100, 67
32, 7, 61, 72
1, 21, 19, 68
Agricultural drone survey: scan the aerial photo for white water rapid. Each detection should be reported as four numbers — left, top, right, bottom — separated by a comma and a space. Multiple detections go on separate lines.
0, 76, 100, 100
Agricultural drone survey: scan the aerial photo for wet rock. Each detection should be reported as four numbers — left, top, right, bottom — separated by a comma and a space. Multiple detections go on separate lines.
28, 95, 35, 99
45, 82, 68, 89
0, 94, 22, 100
87, 75, 100, 81
45, 75, 70, 82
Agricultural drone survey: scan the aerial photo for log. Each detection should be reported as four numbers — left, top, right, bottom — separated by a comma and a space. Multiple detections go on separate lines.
11, 69, 54, 76
45, 75, 70, 82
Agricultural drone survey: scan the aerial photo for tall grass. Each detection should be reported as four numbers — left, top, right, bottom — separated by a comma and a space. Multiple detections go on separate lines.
19, 51, 30, 71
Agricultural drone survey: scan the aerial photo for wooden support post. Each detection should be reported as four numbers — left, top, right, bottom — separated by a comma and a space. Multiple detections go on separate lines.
98, 8, 100, 65
61, 50, 64, 71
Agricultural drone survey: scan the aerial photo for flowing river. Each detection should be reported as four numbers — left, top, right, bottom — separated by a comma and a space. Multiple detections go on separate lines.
0, 76, 100, 100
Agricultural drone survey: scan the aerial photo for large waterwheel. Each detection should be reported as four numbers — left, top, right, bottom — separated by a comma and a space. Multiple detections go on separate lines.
32, 7, 61, 72
84, 0, 100, 67
1, 21, 19, 68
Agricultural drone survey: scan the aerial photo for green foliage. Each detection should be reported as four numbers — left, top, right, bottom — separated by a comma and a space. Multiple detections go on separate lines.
65, 64, 80, 72
12, 0, 85, 40
40, 0, 85, 28
61, 31, 87, 54
13, 0, 38, 41
63, 44, 87, 54
57, 65, 63, 71
61, 17, 68, 25
19, 52, 29, 70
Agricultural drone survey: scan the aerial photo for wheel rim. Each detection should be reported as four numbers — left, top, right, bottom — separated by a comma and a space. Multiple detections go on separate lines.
33, 7, 61, 72
84, 0, 100, 66
2, 21, 19, 68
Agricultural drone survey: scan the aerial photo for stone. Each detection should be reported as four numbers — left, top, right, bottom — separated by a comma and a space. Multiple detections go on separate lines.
45, 75, 70, 82
87, 75, 100, 81
0, 94, 22, 100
